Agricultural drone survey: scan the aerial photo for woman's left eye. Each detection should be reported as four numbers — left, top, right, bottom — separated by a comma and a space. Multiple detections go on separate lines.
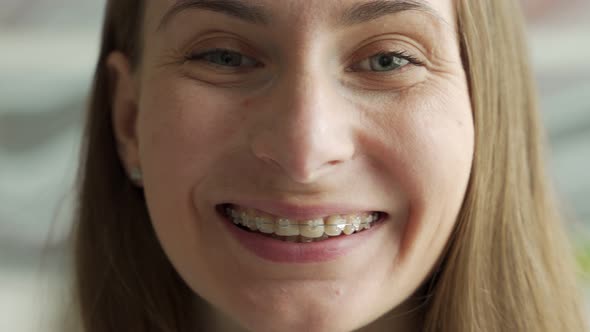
187, 48, 259, 68
355, 52, 417, 72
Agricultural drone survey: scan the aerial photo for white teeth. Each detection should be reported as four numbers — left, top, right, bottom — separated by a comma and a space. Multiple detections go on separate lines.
325, 215, 345, 236
245, 217, 257, 231
343, 226, 354, 235
343, 225, 355, 235
299, 218, 325, 238
352, 215, 362, 231
237, 211, 256, 231
366, 215, 374, 228
275, 218, 300, 236
343, 215, 360, 235
224, 205, 382, 242
255, 216, 274, 234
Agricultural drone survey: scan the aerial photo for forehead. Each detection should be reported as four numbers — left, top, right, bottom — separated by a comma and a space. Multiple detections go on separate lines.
144, 0, 456, 32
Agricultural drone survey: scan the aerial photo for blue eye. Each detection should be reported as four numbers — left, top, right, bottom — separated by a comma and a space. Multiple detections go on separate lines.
356, 52, 416, 72
188, 48, 259, 68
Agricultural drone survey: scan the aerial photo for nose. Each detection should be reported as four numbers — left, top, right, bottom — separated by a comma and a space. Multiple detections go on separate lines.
250, 69, 355, 184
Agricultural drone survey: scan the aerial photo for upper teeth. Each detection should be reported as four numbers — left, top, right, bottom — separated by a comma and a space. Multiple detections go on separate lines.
225, 205, 379, 239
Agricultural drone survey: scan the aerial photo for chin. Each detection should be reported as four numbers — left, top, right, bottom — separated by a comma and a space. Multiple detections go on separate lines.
234, 308, 369, 332
213, 282, 391, 332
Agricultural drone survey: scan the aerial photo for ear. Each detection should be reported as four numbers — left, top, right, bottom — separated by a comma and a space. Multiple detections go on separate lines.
107, 51, 141, 182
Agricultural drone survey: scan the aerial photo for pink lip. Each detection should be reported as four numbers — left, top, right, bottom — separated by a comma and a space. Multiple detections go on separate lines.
217, 204, 386, 264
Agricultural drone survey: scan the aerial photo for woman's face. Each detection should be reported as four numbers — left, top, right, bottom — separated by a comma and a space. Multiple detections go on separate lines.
111, 0, 473, 330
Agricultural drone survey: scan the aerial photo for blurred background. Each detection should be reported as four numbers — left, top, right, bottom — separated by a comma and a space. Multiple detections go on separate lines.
0, 1, 589, 330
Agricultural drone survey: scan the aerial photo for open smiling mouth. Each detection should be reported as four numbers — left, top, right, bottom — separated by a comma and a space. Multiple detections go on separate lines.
217, 203, 387, 244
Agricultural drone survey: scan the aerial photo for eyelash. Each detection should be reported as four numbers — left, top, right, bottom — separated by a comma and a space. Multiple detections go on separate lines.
185, 48, 261, 69
185, 48, 424, 72
370, 51, 424, 67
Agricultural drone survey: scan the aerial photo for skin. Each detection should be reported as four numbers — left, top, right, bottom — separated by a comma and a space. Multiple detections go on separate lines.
110, 0, 474, 331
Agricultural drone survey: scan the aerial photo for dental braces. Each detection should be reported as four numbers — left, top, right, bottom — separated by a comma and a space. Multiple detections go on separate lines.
234, 221, 376, 227
225, 207, 381, 228
231, 218, 379, 228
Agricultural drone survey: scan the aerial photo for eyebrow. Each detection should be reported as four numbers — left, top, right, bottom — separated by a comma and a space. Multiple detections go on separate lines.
340, 0, 447, 26
158, 0, 269, 30
157, 0, 446, 31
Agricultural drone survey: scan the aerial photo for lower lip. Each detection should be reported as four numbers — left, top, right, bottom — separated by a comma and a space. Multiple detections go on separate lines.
217, 209, 386, 264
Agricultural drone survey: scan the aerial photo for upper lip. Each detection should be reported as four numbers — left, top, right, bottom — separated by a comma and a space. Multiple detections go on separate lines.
221, 199, 382, 220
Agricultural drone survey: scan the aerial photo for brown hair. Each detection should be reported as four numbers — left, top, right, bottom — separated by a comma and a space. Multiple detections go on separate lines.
71, 0, 587, 331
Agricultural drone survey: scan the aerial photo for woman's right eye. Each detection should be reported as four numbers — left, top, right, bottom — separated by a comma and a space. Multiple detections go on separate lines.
187, 48, 260, 69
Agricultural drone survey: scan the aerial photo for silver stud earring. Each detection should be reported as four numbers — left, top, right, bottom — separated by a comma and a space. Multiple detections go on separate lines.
129, 167, 143, 184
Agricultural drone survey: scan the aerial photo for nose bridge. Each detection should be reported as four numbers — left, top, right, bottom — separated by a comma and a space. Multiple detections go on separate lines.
250, 59, 355, 183
285, 68, 330, 141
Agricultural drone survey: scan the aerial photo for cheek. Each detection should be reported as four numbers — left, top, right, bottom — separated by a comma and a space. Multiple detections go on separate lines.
133, 79, 273, 310
364, 81, 474, 263
137, 80, 244, 181
134, 80, 244, 267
